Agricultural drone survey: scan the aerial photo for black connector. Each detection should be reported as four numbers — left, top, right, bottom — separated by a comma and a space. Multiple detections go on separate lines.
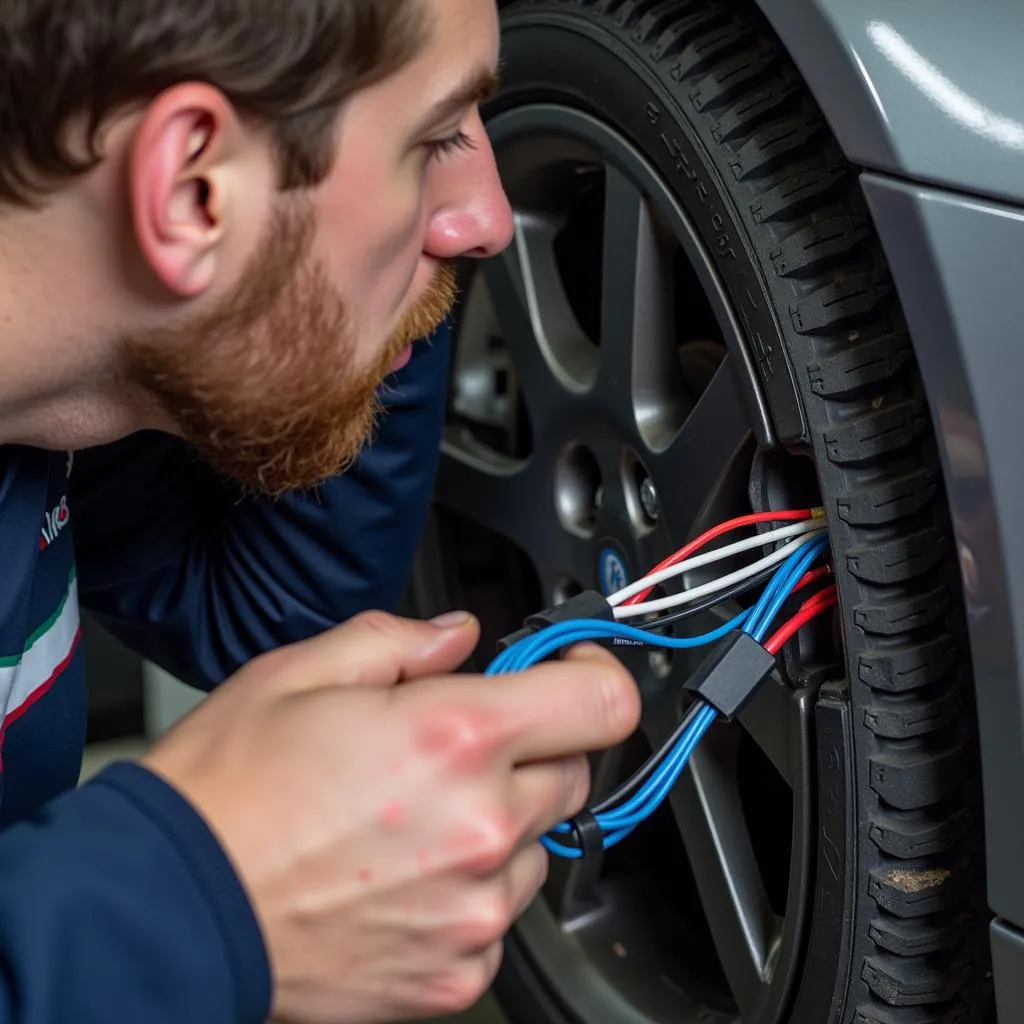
683, 631, 777, 721
497, 590, 613, 653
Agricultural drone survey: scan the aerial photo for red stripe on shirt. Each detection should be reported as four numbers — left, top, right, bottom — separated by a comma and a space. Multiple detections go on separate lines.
0, 626, 83, 768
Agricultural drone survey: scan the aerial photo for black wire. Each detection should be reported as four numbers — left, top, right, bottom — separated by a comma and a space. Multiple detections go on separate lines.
586, 570, 788, 812
555, 561, 831, 842
549, 700, 708, 852
592, 699, 706, 814
638, 562, 781, 634
598, 566, 782, 654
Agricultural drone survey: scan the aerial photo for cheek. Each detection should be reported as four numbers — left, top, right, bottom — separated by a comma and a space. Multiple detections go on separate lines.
327, 182, 428, 300
352, 205, 434, 339
376, 177, 432, 279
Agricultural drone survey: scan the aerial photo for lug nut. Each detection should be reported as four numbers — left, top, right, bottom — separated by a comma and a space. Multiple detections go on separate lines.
640, 477, 659, 521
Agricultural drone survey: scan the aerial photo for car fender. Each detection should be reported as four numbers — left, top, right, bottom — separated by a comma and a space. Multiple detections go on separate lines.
753, 0, 1024, 207
748, 5, 1024, 1016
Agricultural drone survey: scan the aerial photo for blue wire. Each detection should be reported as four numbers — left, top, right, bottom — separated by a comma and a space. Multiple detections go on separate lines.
539, 536, 828, 844
540, 834, 585, 858
488, 531, 830, 860
540, 708, 708, 851
741, 558, 792, 639
492, 532, 827, 674
490, 616, 727, 855
746, 534, 829, 643
596, 703, 717, 830
548, 704, 717, 829
743, 544, 806, 639
540, 702, 717, 856
486, 611, 751, 676
743, 534, 827, 640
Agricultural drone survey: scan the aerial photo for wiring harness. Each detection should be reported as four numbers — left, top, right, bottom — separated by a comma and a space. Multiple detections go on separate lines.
486, 509, 838, 860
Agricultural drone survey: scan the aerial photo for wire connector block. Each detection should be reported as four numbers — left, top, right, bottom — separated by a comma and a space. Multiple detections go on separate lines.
683, 631, 777, 722
496, 590, 614, 653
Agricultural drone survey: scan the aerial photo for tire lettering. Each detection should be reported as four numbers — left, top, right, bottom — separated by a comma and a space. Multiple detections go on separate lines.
711, 212, 735, 258
659, 132, 697, 180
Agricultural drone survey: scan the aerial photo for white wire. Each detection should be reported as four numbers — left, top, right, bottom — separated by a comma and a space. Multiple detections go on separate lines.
606, 519, 826, 608
612, 534, 822, 619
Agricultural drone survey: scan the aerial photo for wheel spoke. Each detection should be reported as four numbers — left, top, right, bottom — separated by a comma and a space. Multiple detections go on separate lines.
649, 353, 753, 536
484, 211, 596, 423
598, 162, 688, 447
435, 427, 539, 556
646, 717, 776, 1018
737, 678, 796, 788
437, 427, 602, 599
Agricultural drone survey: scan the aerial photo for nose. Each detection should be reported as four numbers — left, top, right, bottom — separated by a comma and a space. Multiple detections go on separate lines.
424, 124, 514, 261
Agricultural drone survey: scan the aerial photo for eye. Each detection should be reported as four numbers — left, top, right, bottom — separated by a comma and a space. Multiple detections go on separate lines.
425, 129, 477, 162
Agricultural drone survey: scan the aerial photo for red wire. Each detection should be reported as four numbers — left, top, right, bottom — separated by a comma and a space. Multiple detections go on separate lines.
799, 586, 838, 615
793, 565, 832, 594
765, 585, 838, 655
623, 508, 820, 607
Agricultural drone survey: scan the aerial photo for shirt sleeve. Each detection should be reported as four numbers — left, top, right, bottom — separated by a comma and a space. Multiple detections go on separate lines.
69, 324, 450, 690
0, 761, 271, 1024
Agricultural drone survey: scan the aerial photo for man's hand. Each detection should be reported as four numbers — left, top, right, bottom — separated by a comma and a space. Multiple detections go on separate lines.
141, 610, 640, 1024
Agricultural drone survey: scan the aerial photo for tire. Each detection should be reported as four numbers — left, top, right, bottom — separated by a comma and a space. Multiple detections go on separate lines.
413, 1, 993, 1022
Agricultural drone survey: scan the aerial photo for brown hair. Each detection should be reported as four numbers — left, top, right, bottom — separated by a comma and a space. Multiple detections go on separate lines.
0, 0, 428, 206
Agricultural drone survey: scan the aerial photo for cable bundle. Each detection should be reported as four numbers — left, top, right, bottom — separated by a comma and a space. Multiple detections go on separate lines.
486, 509, 839, 859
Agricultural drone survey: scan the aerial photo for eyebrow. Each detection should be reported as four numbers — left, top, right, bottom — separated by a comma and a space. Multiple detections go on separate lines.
411, 67, 502, 136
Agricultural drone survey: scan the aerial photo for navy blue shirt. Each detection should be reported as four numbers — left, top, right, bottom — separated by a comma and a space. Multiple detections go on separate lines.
0, 326, 450, 1023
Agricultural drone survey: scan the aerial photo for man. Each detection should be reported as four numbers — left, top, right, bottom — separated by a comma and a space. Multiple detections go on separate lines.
0, 1, 641, 1023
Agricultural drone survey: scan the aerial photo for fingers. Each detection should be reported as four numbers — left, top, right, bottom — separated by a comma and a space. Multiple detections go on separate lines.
458, 847, 546, 957
483, 641, 642, 763
468, 941, 505, 1007
505, 843, 549, 923
279, 609, 481, 691
510, 755, 591, 843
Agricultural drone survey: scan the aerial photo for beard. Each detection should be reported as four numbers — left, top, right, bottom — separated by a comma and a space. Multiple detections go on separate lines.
122, 202, 457, 497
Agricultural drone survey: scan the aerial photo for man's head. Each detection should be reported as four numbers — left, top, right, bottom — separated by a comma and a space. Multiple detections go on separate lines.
0, 0, 512, 494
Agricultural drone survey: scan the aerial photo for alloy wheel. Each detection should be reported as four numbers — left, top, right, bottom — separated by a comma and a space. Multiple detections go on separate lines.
417, 104, 844, 1024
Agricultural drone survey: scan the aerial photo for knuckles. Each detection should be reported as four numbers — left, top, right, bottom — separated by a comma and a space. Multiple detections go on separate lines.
448, 812, 519, 875
421, 955, 502, 1017
413, 705, 503, 771
453, 890, 515, 951
348, 608, 403, 639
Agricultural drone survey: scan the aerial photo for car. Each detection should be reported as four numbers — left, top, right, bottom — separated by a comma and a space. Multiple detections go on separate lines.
406, 1, 1024, 1022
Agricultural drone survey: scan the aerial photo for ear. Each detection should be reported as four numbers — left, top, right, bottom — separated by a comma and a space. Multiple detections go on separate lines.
128, 83, 269, 298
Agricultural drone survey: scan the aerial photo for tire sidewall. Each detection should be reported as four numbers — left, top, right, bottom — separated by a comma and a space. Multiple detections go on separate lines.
492, 8, 808, 444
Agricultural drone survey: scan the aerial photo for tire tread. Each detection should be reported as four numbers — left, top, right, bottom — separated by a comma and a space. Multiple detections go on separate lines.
591, 0, 988, 1018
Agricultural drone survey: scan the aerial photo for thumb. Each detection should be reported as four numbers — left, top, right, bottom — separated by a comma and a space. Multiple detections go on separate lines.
279, 609, 481, 691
